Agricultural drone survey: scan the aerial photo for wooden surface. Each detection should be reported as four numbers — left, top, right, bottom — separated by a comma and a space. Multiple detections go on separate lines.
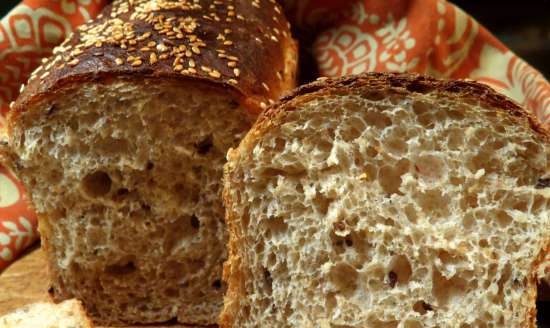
1, 245, 548, 326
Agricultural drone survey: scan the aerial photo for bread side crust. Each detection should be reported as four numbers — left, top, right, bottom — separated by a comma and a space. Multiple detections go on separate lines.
221, 72, 550, 328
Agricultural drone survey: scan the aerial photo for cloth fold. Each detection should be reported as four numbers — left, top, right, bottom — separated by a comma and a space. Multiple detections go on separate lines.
0, 0, 548, 275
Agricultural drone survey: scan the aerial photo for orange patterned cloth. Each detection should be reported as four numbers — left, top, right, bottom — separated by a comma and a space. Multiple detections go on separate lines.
0, 0, 549, 271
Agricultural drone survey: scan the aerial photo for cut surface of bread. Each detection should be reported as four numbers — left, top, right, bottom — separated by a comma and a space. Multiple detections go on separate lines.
8, 79, 251, 325
222, 73, 550, 328
0, 299, 92, 328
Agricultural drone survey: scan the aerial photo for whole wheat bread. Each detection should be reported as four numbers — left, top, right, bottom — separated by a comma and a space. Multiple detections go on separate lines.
221, 73, 550, 328
3, 0, 296, 325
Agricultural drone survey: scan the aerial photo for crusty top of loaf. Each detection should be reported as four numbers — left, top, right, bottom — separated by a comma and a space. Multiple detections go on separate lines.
11, 0, 296, 118
256, 73, 549, 140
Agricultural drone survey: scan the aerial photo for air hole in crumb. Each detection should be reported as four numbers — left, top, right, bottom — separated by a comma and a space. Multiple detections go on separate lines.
212, 279, 222, 289
479, 239, 489, 248
146, 161, 154, 170
265, 216, 288, 235
82, 171, 112, 197
378, 166, 404, 196
495, 210, 512, 227
432, 268, 467, 306
329, 262, 358, 295
389, 255, 412, 286
413, 300, 433, 314
105, 261, 136, 275
364, 110, 392, 128
195, 135, 213, 155
412, 101, 432, 115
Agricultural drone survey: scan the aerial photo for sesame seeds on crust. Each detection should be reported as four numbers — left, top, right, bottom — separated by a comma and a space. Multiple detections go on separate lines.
22, 0, 293, 111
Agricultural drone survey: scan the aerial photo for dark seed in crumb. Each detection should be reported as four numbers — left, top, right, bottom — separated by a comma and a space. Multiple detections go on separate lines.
388, 271, 398, 288
191, 215, 200, 229
535, 178, 550, 189
422, 301, 433, 312
196, 137, 213, 155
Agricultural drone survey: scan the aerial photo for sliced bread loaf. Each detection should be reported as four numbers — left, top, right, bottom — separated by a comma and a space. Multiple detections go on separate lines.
4, 0, 296, 325
0, 299, 92, 328
221, 73, 550, 328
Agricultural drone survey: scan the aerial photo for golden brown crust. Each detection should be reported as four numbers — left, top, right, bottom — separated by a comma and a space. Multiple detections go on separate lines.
11, 0, 297, 122
260, 73, 549, 139
221, 72, 548, 328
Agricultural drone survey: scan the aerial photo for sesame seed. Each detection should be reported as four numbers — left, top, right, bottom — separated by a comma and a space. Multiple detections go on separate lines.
150, 52, 158, 64
95, 41, 102, 47
271, 35, 278, 42
132, 59, 143, 66
260, 102, 267, 109
115, 58, 124, 65
174, 64, 183, 71
262, 82, 270, 91
189, 59, 195, 67
209, 70, 221, 78
228, 79, 238, 85
68, 59, 79, 66
223, 40, 233, 46
188, 67, 197, 73
192, 46, 200, 54
227, 61, 237, 67
201, 66, 211, 72
233, 68, 240, 77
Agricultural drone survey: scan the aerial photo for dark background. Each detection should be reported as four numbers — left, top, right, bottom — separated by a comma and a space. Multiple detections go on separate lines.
1, 0, 549, 77
0, 0, 549, 325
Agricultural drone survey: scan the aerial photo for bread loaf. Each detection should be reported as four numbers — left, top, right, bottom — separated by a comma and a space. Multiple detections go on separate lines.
4, 0, 296, 325
0, 299, 93, 328
221, 73, 550, 328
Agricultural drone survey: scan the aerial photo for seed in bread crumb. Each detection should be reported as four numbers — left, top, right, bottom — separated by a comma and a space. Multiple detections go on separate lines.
115, 58, 124, 65
388, 271, 397, 288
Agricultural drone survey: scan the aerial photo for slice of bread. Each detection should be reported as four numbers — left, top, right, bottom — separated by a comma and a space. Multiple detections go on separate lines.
221, 73, 550, 328
4, 0, 296, 325
0, 299, 93, 328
